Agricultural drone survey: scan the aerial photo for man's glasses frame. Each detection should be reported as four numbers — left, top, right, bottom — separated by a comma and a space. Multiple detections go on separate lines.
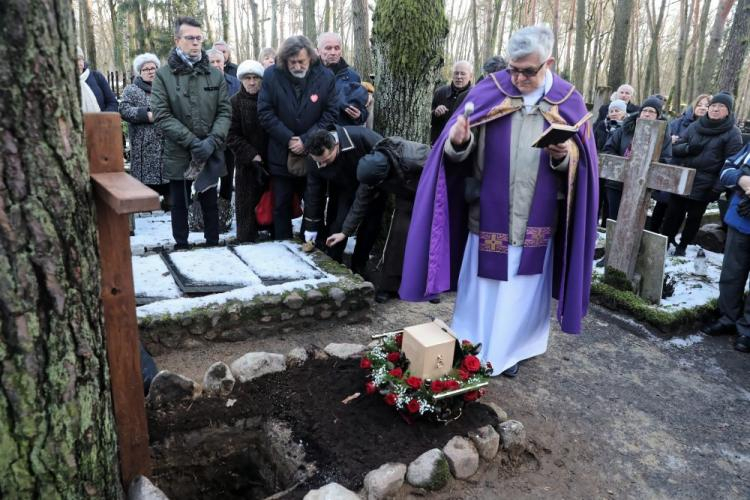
181, 35, 204, 42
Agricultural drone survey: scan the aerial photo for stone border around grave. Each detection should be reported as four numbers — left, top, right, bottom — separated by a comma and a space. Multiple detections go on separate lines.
144, 343, 526, 500
138, 250, 374, 355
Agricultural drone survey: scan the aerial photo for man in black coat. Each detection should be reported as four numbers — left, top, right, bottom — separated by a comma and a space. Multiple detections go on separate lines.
257, 35, 339, 240
302, 126, 385, 274
212, 41, 238, 77
318, 32, 369, 126
429, 60, 473, 144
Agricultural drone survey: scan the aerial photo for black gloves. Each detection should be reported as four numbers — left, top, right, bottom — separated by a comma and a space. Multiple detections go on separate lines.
190, 137, 216, 163
686, 140, 706, 156
738, 195, 750, 218
252, 160, 269, 188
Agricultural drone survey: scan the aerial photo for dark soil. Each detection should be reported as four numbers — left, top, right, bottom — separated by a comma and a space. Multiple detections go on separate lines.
148, 357, 498, 498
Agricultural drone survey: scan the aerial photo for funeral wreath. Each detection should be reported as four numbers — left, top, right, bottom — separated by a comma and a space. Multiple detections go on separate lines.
360, 331, 492, 422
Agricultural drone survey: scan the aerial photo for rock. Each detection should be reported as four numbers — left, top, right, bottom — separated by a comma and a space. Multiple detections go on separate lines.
230, 352, 286, 383
469, 425, 500, 460
498, 420, 526, 452
283, 292, 304, 310
147, 371, 198, 406
363, 462, 406, 500
328, 287, 346, 306
442, 436, 479, 479
306, 289, 324, 304
318, 310, 333, 319
299, 306, 314, 317
406, 448, 451, 490
336, 310, 349, 318
303, 482, 359, 500
202, 362, 235, 397
280, 311, 295, 321
695, 223, 726, 253
312, 348, 329, 360
128, 476, 169, 500
324, 343, 366, 359
486, 402, 509, 423
259, 294, 282, 306
286, 347, 309, 367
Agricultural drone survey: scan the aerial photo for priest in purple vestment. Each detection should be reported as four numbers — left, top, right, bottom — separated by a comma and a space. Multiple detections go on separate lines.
399, 25, 599, 377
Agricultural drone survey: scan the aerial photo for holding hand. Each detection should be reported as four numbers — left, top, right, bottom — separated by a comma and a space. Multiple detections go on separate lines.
289, 136, 305, 155
449, 115, 471, 146
344, 106, 361, 119
434, 105, 449, 116
326, 233, 346, 247
190, 137, 215, 163
546, 142, 569, 161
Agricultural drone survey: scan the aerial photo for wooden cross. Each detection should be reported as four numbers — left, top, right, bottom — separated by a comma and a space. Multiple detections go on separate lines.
84, 113, 160, 486
599, 119, 695, 280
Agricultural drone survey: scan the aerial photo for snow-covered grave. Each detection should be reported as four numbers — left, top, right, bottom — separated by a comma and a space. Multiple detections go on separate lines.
130, 211, 373, 355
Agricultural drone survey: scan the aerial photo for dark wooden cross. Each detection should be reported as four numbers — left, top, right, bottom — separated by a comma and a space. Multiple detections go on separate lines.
599, 119, 695, 281
84, 113, 160, 486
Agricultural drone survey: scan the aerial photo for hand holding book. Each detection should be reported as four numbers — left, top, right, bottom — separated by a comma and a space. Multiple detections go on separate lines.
531, 112, 593, 149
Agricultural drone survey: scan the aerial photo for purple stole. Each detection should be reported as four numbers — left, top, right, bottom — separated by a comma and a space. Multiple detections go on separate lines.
478, 108, 559, 281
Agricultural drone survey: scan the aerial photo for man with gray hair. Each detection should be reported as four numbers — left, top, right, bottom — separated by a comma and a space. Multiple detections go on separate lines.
430, 60, 474, 144
595, 83, 639, 124
318, 31, 368, 126
402, 24, 599, 378
212, 40, 237, 77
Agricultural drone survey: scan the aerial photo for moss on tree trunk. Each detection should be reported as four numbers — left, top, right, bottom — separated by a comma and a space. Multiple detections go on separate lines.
372, 0, 449, 142
0, 0, 121, 497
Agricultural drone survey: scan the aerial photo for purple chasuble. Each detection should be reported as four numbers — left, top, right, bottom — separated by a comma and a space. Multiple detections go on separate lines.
399, 70, 599, 335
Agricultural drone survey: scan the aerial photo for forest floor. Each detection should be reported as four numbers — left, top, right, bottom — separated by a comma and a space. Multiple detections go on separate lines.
154, 292, 750, 499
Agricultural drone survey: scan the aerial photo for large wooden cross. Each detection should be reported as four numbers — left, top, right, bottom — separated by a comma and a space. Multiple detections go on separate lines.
599, 119, 695, 281
84, 113, 160, 486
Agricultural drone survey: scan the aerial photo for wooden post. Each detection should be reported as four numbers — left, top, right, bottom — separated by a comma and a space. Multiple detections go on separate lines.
599, 119, 695, 280
84, 112, 160, 486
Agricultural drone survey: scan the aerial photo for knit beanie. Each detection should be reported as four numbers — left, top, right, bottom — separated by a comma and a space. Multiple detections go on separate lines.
608, 99, 628, 113
710, 92, 734, 113
357, 151, 390, 185
640, 96, 663, 118
236, 60, 265, 80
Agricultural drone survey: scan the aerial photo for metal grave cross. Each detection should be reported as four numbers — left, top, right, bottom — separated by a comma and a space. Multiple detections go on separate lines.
85, 112, 160, 486
599, 119, 695, 282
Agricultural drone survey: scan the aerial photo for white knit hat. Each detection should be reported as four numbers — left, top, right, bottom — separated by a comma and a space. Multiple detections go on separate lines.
236, 60, 265, 79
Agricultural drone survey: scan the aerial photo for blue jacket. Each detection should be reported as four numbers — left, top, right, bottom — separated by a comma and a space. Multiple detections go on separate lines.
720, 144, 750, 234
328, 60, 367, 126
85, 65, 118, 112
225, 73, 241, 97
257, 61, 339, 176
668, 106, 695, 139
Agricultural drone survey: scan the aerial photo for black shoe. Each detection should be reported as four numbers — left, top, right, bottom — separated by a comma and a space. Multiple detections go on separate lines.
673, 244, 687, 257
204, 240, 219, 247
734, 336, 750, 352
375, 291, 391, 303
173, 243, 190, 251
701, 321, 736, 337
502, 363, 519, 378
429, 297, 441, 304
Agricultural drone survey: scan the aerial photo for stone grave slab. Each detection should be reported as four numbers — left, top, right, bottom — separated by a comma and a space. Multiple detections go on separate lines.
605, 219, 667, 304
232, 242, 326, 284
133, 254, 182, 305
162, 246, 262, 294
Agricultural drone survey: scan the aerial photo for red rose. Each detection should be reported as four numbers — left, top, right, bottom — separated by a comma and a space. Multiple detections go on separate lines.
486, 361, 493, 371
462, 355, 481, 373
407, 399, 421, 414
444, 380, 460, 391
458, 369, 470, 381
387, 351, 401, 363
388, 367, 403, 378
395, 333, 403, 346
430, 380, 445, 393
384, 393, 397, 406
463, 390, 480, 402
360, 357, 372, 369
462, 340, 473, 346
406, 376, 422, 389
365, 381, 377, 395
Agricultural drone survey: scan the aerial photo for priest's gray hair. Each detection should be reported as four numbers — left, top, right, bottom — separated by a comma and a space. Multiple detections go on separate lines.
132, 53, 160, 75
507, 24, 554, 62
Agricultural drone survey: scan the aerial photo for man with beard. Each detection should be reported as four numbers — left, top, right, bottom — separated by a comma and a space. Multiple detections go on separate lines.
429, 60, 474, 144
318, 31, 368, 126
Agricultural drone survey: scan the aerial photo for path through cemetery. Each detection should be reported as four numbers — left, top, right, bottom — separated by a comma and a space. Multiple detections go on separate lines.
155, 295, 750, 499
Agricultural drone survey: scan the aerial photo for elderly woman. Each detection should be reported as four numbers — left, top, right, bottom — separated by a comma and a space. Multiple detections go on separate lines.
227, 60, 269, 242
77, 47, 118, 112
259, 47, 276, 68
119, 53, 168, 201
662, 92, 743, 255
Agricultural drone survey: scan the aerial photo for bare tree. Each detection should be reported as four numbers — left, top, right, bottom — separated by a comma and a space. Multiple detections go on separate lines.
698, 0, 737, 91
271, 0, 278, 49
607, 0, 634, 89
250, 0, 260, 58
717, 0, 750, 93
573, 0, 586, 88
643, 0, 667, 96
351, 0, 373, 80
672, 0, 690, 111
303, 0, 316, 44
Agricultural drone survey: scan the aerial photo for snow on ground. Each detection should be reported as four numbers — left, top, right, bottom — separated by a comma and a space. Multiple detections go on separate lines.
166, 247, 262, 287
233, 241, 323, 281
130, 211, 235, 255
666, 334, 704, 348
132, 254, 181, 300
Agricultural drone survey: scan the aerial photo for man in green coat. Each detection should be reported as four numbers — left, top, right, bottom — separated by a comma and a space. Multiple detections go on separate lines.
151, 15, 232, 249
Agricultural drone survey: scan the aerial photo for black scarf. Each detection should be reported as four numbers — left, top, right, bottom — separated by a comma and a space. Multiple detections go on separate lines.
134, 76, 152, 94
449, 81, 471, 99
327, 58, 349, 76
695, 113, 735, 136
238, 84, 259, 101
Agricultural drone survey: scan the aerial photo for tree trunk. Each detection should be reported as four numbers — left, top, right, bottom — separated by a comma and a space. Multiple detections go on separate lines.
221, 0, 230, 42
250, 0, 260, 59
485, 0, 502, 61
551, 0, 560, 61
233, 0, 241, 59
606, 0, 634, 89
202, 0, 213, 41
673, 0, 690, 111
643, 0, 667, 96
572, 0, 586, 88
0, 0, 122, 497
698, 0, 737, 91
351, 0, 372, 80
471, 0, 480, 69
271, 0, 278, 49
716, 0, 750, 93
692, 0, 712, 91
303, 0, 316, 44
372, 0, 449, 141
107, 0, 124, 71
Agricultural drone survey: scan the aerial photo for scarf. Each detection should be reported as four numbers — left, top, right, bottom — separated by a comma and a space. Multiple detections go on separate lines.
79, 68, 100, 113
175, 47, 201, 67
695, 113, 735, 136
134, 76, 152, 94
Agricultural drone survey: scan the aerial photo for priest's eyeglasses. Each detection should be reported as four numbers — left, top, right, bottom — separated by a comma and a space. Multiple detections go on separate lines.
507, 62, 545, 78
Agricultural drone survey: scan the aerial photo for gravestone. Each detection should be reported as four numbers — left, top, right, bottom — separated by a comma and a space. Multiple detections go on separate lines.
605, 219, 667, 303
599, 119, 695, 292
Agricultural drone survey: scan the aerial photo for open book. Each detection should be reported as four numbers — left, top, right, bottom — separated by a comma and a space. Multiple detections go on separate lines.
531, 112, 593, 148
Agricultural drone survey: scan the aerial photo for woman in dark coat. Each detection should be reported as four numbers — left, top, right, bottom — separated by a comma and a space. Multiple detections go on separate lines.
119, 53, 167, 197
602, 96, 673, 221
661, 93, 743, 255
669, 94, 711, 143
76, 47, 118, 112
227, 60, 269, 242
